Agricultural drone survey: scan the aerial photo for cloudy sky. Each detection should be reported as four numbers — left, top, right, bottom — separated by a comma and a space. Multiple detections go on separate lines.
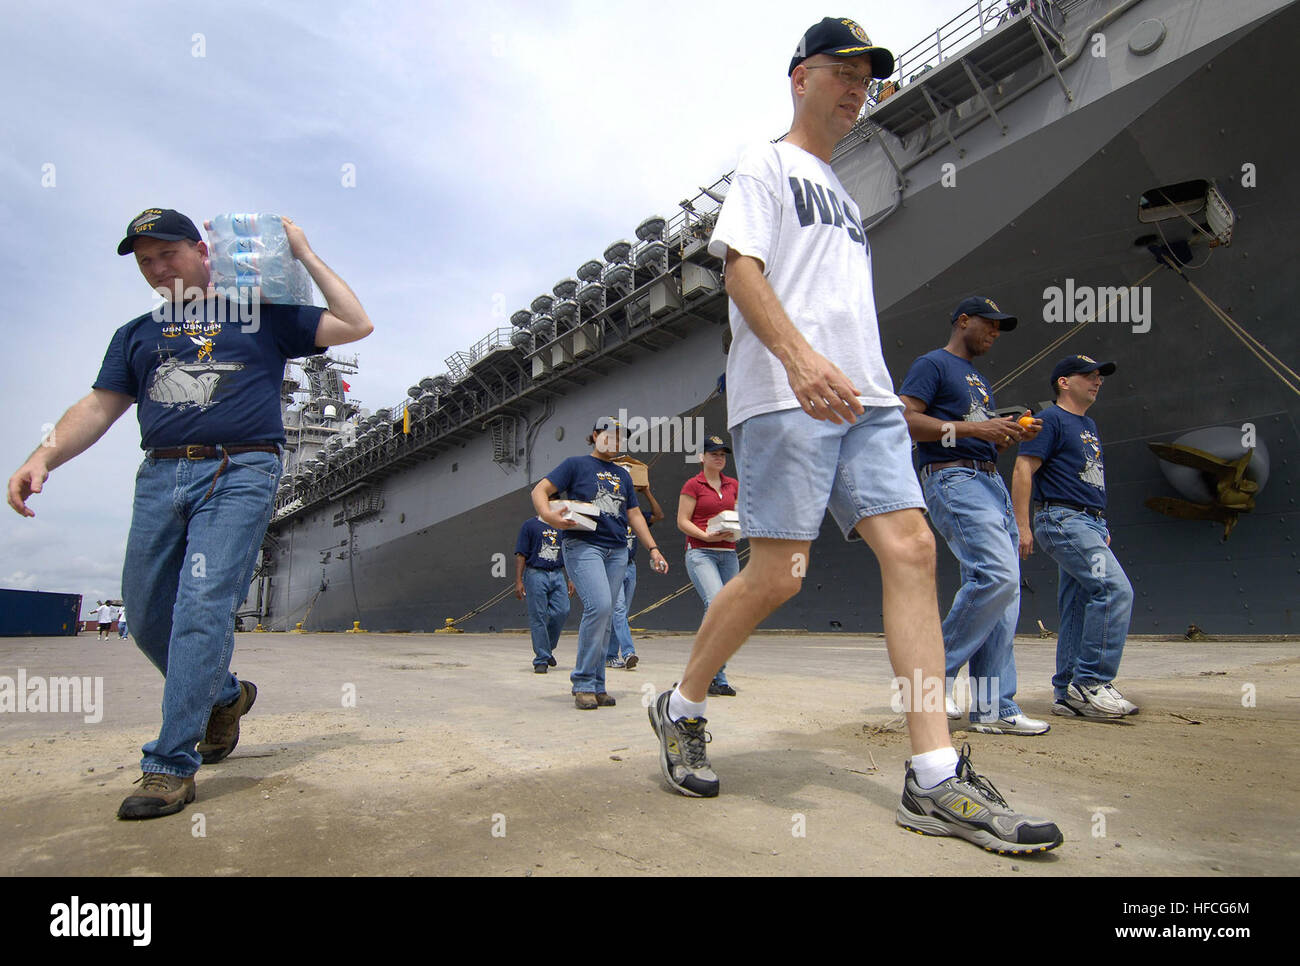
0, 0, 970, 607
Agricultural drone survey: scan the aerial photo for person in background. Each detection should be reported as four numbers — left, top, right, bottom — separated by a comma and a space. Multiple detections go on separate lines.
606, 480, 664, 670
898, 296, 1048, 736
1013, 355, 1137, 719
531, 417, 667, 710
515, 514, 575, 673
677, 435, 741, 695
118, 602, 129, 640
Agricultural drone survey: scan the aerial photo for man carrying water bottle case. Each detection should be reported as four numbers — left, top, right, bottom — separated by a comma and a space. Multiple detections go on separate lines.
6, 207, 374, 820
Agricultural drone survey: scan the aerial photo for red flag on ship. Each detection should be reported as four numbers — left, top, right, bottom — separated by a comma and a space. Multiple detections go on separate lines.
341, 380, 352, 392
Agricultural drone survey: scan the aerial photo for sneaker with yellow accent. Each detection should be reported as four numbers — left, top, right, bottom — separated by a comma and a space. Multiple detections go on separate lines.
896, 744, 1062, 855
648, 690, 718, 798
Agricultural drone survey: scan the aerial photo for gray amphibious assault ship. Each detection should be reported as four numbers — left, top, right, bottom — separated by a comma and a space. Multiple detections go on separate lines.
248, 0, 1300, 636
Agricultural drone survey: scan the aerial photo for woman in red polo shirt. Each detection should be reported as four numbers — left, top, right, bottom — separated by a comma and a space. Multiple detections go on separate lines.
677, 435, 741, 696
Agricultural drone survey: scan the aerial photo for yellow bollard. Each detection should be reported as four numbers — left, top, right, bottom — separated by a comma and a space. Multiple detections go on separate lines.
434, 618, 464, 634
345, 620, 365, 633
292, 622, 305, 634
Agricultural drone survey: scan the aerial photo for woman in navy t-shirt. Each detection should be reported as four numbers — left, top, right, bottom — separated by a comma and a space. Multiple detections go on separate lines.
532, 417, 668, 710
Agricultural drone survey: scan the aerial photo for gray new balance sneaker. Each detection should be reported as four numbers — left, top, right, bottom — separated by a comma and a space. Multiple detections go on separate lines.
897, 744, 1063, 855
648, 690, 719, 798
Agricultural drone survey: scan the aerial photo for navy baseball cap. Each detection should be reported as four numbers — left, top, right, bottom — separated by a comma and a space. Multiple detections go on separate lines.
702, 435, 731, 454
952, 296, 1018, 331
1051, 355, 1117, 387
117, 208, 201, 255
789, 18, 895, 79
592, 416, 625, 434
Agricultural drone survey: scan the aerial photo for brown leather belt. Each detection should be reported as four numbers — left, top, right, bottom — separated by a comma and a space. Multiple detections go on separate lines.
921, 459, 997, 478
148, 443, 280, 460
1037, 500, 1106, 520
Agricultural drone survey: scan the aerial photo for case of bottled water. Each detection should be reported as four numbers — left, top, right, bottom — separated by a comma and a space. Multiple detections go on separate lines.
205, 213, 315, 304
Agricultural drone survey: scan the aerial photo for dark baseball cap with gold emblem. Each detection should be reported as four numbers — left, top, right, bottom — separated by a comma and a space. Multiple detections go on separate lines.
789, 17, 895, 79
952, 296, 1018, 331
117, 208, 202, 255
1051, 355, 1116, 385
703, 435, 732, 454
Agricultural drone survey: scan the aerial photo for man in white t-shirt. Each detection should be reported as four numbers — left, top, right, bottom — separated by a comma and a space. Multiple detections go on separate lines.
648, 16, 1062, 855
95, 601, 114, 641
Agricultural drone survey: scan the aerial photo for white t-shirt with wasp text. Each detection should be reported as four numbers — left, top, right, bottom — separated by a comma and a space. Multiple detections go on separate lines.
708, 141, 899, 429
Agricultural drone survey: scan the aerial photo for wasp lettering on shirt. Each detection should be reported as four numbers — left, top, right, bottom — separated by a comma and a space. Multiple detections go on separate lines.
150, 281, 261, 334
49, 896, 151, 946
787, 178, 867, 248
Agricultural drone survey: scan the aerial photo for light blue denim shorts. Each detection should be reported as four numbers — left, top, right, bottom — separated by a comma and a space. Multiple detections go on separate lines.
732, 404, 925, 542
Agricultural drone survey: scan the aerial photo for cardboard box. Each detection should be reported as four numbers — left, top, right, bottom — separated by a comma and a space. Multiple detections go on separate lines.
613, 456, 648, 488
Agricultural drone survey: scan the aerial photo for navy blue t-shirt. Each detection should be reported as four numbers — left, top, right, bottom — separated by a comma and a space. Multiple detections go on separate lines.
899, 349, 998, 466
1018, 404, 1107, 509
515, 517, 566, 571
93, 297, 324, 449
544, 455, 639, 549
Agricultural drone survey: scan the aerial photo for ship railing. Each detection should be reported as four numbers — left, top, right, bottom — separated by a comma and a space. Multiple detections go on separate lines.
466, 327, 517, 368
893, 1, 1044, 86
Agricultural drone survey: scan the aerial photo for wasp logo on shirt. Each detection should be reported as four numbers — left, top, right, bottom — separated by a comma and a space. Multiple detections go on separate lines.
788, 178, 869, 251
962, 373, 995, 422
590, 471, 627, 516
1078, 430, 1105, 489
190, 336, 215, 363
538, 527, 561, 562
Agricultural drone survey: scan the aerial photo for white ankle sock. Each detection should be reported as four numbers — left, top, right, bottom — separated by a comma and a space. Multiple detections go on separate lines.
668, 687, 706, 722
911, 746, 959, 789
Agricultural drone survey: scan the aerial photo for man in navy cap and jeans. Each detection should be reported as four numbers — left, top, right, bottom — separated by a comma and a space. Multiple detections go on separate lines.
6, 207, 374, 819
1013, 355, 1138, 719
900, 297, 1049, 736
647, 18, 1063, 855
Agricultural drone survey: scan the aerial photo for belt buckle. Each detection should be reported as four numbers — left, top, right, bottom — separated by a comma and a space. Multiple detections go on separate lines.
185, 444, 206, 460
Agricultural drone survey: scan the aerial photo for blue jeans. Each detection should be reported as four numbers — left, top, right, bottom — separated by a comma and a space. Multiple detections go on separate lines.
122, 449, 282, 777
922, 467, 1022, 721
562, 538, 628, 693
119, 619, 129, 639
1032, 506, 1133, 698
524, 567, 569, 667
685, 548, 740, 687
605, 560, 637, 662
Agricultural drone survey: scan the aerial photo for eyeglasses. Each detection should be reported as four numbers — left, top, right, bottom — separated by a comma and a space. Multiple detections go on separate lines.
802, 63, 873, 92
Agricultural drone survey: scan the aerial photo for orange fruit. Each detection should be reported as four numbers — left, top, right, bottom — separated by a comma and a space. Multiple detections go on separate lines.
1018, 413, 1036, 429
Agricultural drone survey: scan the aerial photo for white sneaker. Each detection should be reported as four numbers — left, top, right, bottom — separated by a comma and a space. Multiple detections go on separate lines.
1102, 683, 1139, 716
945, 695, 962, 720
968, 713, 1050, 736
1068, 682, 1127, 718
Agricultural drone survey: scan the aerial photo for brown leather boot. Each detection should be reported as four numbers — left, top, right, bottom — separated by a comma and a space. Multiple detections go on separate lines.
595, 692, 616, 707
117, 772, 196, 820
574, 692, 598, 710
198, 680, 257, 764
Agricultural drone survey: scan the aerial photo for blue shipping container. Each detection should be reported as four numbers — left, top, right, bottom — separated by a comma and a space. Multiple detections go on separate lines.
0, 588, 84, 637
